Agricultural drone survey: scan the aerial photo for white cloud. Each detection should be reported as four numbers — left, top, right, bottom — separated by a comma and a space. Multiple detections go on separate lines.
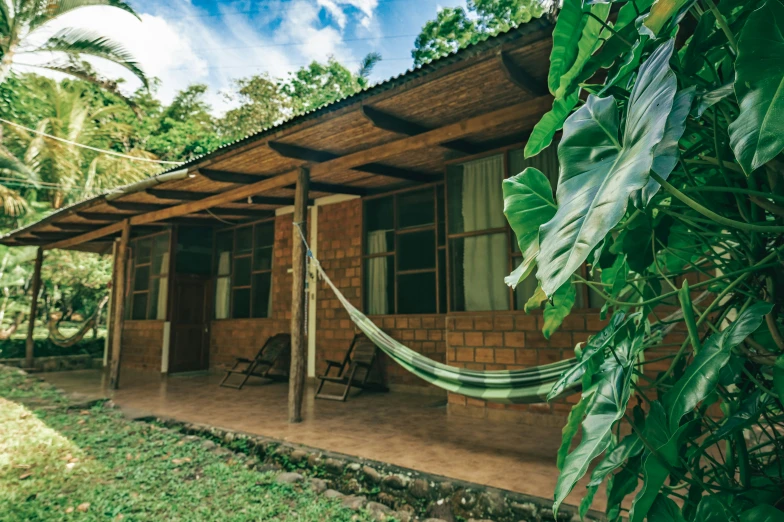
16, 0, 382, 115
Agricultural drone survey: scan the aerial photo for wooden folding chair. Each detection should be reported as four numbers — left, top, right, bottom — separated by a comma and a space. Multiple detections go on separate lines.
316, 334, 388, 401
219, 333, 291, 389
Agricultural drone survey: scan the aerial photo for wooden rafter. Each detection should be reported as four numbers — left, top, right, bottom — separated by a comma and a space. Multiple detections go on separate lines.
146, 188, 306, 206
199, 169, 368, 196
361, 106, 482, 155
268, 141, 437, 183
497, 51, 548, 97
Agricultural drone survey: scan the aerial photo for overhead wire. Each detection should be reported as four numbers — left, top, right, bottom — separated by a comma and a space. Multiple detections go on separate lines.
0, 118, 182, 166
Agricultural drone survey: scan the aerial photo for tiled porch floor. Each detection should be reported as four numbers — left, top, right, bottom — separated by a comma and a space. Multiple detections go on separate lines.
41, 369, 604, 511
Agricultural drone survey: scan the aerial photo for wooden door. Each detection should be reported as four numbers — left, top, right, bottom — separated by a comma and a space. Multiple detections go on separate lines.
169, 275, 210, 373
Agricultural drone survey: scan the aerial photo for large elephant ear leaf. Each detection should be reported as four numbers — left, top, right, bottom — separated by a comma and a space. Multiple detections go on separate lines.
502, 167, 557, 289
663, 301, 773, 434
536, 40, 678, 297
728, 0, 784, 174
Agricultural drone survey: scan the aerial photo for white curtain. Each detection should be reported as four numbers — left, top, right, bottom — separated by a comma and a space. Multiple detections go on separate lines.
155, 252, 169, 320
462, 155, 508, 311
215, 251, 231, 319
367, 230, 389, 315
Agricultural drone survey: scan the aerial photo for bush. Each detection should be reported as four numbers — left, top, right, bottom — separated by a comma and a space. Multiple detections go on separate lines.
0, 338, 105, 359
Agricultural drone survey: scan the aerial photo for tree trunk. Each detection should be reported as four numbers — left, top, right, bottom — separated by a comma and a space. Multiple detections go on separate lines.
288, 167, 310, 423
25, 248, 44, 369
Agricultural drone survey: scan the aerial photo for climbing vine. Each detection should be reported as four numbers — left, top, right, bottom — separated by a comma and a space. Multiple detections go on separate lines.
504, 0, 784, 519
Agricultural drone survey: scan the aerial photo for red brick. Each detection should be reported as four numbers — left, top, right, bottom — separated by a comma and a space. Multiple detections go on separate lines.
414, 329, 429, 341
464, 331, 484, 346
466, 397, 486, 408
448, 393, 466, 406
474, 317, 494, 331
456, 348, 474, 362
447, 332, 464, 347
504, 331, 526, 348
516, 349, 537, 365
494, 316, 515, 331
395, 317, 409, 329
475, 348, 494, 363
484, 332, 504, 347
494, 349, 515, 365
515, 315, 537, 330
454, 317, 474, 330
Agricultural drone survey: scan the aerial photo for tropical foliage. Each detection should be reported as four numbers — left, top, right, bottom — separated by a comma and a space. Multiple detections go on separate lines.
412, 0, 546, 65
504, 0, 784, 519
0, 0, 148, 100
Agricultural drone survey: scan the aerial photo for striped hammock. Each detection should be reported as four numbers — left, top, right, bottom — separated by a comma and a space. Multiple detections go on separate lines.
299, 226, 578, 404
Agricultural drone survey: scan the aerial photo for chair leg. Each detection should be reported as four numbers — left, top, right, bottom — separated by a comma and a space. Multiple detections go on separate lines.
340, 365, 358, 402
235, 360, 258, 390
219, 361, 243, 388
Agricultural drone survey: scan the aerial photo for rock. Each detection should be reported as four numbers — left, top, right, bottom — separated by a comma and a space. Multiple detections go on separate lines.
409, 478, 430, 499
307, 453, 322, 468
467, 519, 494, 522
510, 502, 536, 519
479, 490, 507, 517
341, 495, 367, 510
382, 474, 409, 490
345, 478, 362, 494
324, 458, 346, 474
274, 445, 292, 458
290, 449, 308, 463
200, 440, 216, 450
310, 478, 328, 493
362, 465, 382, 484
347, 462, 361, 472
438, 481, 455, 496
426, 500, 456, 522
393, 511, 413, 522
324, 489, 344, 499
454, 489, 477, 509
224, 432, 235, 444
538, 508, 556, 521
256, 463, 283, 473
275, 472, 304, 484
367, 501, 393, 521
376, 492, 397, 507
422, 519, 449, 522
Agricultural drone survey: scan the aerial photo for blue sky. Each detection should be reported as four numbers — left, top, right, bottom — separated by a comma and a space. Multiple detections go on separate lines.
39, 0, 468, 113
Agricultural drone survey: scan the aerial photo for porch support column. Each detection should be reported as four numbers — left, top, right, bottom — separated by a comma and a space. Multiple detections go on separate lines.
288, 166, 310, 423
104, 239, 119, 368
109, 220, 130, 390
24, 247, 44, 369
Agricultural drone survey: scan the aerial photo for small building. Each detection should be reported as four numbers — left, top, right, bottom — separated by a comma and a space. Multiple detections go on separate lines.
0, 19, 608, 424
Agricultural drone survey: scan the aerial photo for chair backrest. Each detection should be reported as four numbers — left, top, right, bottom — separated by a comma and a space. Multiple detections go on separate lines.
261, 333, 291, 362
350, 336, 377, 366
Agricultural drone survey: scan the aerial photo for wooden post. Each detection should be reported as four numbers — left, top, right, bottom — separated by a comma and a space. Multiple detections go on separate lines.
109, 220, 130, 390
104, 239, 120, 368
24, 247, 44, 369
288, 167, 310, 423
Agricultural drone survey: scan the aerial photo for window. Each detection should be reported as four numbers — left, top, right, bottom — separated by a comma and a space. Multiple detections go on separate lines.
126, 231, 170, 320
214, 220, 274, 319
363, 186, 446, 314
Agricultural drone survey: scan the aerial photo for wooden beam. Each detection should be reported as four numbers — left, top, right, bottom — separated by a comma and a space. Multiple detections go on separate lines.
310, 97, 552, 178
269, 141, 436, 183
105, 240, 119, 369
109, 221, 130, 389
109, 200, 274, 217
46, 221, 125, 250
361, 106, 482, 155
25, 247, 44, 369
199, 168, 368, 196
147, 188, 301, 206
498, 51, 548, 96
288, 167, 309, 424
107, 201, 166, 212
76, 212, 128, 221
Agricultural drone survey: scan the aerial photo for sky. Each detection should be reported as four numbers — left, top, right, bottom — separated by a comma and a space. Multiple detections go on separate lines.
31, 0, 468, 114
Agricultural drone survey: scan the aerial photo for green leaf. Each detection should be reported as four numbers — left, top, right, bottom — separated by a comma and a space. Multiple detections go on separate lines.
548, 0, 589, 95
542, 282, 576, 339
773, 355, 784, 403
553, 363, 634, 514
554, 2, 611, 99
524, 90, 580, 159
728, 0, 784, 174
663, 301, 773, 434
600, 254, 627, 300
629, 403, 692, 522
536, 40, 678, 297
649, 494, 686, 522
693, 84, 734, 118
637, 87, 696, 205
502, 167, 557, 288
642, 0, 697, 37
693, 495, 735, 522
547, 312, 628, 400
606, 454, 642, 519
557, 391, 593, 471
706, 390, 764, 444
587, 433, 644, 487
524, 283, 548, 313
739, 505, 784, 522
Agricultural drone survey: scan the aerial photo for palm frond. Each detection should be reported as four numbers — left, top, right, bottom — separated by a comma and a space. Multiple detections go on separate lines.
29, 0, 140, 32
0, 153, 39, 185
29, 28, 148, 87
0, 0, 11, 36
357, 52, 382, 79
0, 182, 29, 217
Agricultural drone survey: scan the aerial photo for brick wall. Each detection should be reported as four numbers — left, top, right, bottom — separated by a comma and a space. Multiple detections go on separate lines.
121, 320, 164, 371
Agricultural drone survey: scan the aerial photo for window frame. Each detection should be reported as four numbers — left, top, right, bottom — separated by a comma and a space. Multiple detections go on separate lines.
361, 183, 446, 315
126, 229, 172, 321
212, 217, 276, 320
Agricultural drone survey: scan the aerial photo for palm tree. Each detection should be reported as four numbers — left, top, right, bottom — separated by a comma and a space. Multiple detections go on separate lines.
0, 1, 148, 96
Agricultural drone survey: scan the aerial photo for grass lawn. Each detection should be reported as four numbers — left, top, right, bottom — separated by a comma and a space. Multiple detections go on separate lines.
0, 366, 374, 521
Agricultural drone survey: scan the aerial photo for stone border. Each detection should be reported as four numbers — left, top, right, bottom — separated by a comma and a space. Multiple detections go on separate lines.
1, 355, 103, 372
145, 416, 603, 522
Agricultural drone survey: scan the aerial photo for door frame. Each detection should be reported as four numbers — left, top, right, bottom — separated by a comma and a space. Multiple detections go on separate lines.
167, 272, 212, 374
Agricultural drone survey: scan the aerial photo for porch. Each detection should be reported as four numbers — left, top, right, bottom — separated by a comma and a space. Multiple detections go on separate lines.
41, 368, 605, 512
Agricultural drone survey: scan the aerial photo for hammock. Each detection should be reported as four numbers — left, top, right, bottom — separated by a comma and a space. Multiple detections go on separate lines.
296, 226, 578, 404
47, 295, 109, 348
0, 311, 23, 340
